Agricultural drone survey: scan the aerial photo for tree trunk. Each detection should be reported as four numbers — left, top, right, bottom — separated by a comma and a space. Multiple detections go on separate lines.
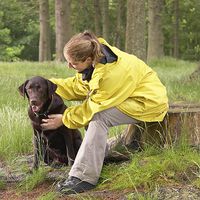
39, 0, 51, 61
114, 0, 124, 49
102, 0, 109, 41
108, 103, 200, 156
55, 0, 72, 61
93, 0, 102, 36
147, 0, 164, 62
125, 0, 146, 62
173, 0, 179, 58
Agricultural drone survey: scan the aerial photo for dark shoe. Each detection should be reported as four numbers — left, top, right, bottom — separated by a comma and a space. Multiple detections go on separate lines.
57, 176, 95, 195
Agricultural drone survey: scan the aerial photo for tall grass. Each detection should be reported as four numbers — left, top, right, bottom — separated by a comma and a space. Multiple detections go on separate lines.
0, 106, 32, 160
0, 58, 200, 193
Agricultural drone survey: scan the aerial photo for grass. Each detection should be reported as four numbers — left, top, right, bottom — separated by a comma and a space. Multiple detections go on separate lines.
0, 106, 32, 161
0, 57, 200, 197
0, 180, 6, 190
17, 167, 47, 192
37, 191, 58, 200
99, 144, 200, 191
149, 57, 200, 103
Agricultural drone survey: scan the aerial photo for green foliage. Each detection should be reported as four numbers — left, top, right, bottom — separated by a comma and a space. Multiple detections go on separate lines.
164, 0, 200, 60
0, 11, 24, 61
0, 0, 39, 61
179, 0, 200, 60
71, 0, 95, 33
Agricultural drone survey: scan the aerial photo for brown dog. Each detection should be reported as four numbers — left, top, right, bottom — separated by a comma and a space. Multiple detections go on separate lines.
18, 76, 82, 170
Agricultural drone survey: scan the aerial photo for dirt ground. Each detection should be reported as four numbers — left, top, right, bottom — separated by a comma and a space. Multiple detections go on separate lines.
0, 181, 128, 200
0, 157, 126, 200
1, 182, 200, 200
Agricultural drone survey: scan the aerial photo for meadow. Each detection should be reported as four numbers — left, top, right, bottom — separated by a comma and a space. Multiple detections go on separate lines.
0, 58, 200, 199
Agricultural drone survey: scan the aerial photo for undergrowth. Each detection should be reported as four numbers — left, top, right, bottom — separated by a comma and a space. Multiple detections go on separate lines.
99, 144, 200, 191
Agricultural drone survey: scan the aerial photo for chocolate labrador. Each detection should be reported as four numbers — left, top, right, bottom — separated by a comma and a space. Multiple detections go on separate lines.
18, 76, 82, 170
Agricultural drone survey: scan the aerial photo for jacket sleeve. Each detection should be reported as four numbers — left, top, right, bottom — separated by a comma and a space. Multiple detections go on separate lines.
61, 72, 137, 129
50, 74, 89, 101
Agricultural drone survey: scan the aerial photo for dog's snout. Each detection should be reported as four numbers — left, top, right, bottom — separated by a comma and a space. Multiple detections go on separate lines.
30, 100, 37, 105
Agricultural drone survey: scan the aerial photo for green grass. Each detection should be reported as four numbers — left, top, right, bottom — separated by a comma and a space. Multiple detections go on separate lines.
0, 57, 200, 195
149, 57, 200, 103
17, 167, 47, 192
99, 145, 200, 191
0, 106, 32, 161
0, 180, 6, 190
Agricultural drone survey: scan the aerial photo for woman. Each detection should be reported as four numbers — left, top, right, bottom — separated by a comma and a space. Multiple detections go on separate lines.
41, 31, 168, 194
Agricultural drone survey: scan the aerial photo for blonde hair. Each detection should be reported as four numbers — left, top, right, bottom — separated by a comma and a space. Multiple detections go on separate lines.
63, 31, 103, 63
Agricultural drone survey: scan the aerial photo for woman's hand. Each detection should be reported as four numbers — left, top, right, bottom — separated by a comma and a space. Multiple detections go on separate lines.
41, 114, 63, 130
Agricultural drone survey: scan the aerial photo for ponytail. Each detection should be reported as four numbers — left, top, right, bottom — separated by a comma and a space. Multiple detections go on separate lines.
63, 30, 104, 63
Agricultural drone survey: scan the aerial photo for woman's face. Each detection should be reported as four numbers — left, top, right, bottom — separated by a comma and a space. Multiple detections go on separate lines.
65, 55, 93, 72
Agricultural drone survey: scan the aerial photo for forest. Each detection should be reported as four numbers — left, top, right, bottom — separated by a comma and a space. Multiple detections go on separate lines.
0, 0, 200, 62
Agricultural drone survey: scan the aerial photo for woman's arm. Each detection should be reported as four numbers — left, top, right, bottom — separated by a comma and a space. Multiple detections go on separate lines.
50, 74, 89, 101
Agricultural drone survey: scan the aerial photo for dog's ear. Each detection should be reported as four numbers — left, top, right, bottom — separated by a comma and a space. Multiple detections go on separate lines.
46, 79, 57, 98
18, 80, 29, 98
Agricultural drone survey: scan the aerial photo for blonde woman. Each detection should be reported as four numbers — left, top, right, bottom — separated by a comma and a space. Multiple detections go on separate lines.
41, 31, 168, 194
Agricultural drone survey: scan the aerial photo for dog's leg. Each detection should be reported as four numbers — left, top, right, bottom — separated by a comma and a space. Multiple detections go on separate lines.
32, 130, 43, 170
43, 137, 51, 165
32, 132, 39, 170
62, 131, 76, 166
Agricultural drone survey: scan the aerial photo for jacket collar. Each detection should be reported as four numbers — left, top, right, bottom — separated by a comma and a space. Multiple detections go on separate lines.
79, 43, 117, 81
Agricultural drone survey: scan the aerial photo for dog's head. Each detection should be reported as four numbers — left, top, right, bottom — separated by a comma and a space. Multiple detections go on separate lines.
18, 76, 57, 113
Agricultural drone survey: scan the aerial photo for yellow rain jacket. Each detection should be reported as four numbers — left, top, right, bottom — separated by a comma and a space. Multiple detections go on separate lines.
51, 38, 168, 129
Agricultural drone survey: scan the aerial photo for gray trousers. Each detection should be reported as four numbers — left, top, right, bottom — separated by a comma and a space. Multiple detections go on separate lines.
69, 107, 138, 185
